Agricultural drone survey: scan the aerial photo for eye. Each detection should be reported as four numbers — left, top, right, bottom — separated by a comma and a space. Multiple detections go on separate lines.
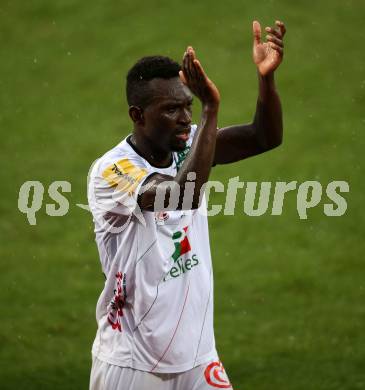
166, 106, 178, 114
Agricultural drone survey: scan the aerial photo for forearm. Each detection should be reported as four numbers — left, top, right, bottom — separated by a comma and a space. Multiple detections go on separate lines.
253, 71, 283, 149
175, 105, 218, 206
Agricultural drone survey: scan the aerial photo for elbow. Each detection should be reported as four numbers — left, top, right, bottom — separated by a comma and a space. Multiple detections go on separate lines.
253, 121, 283, 152
259, 126, 283, 151
266, 135, 283, 150
257, 136, 282, 154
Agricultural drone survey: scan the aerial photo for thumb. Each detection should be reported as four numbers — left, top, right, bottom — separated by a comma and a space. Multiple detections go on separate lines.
179, 70, 187, 85
252, 20, 261, 46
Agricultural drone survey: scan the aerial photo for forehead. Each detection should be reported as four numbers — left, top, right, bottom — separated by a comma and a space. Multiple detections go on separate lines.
147, 77, 193, 105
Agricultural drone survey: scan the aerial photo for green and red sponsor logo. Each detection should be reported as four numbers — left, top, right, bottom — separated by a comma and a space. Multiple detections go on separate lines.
164, 226, 199, 281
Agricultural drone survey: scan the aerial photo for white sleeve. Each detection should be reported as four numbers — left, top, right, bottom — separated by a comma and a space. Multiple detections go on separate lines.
88, 154, 153, 229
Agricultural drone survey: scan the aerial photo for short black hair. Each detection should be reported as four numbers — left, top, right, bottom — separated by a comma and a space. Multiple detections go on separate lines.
126, 55, 181, 108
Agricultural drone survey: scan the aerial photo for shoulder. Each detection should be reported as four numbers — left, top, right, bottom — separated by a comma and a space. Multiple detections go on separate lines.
91, 137, 149, 180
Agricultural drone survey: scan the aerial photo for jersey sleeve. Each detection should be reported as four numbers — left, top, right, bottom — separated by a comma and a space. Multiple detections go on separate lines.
88, 152, 153, 229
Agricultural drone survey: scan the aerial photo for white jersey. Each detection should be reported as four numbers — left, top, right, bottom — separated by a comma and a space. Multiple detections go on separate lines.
88, 124, 217, 374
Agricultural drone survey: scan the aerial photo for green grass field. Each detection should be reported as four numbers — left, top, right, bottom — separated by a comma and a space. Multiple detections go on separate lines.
1, 0, 364, 389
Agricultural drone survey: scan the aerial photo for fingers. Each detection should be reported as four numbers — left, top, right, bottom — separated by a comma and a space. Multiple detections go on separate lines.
187, 47, 199, 80
265, 20, 286, 39
182, 46, 205, 82
180, 46, 219, 105
188, 46, 197, 61
252, 20, 261, 46
264, 20, 286, 52
182, 47, 194, 82
265, 26, 281, 39
268, 42, 283, 55
182, 49, 189, 76
266, 34, 283, 48
275, 20, 286, 37
192, 59, 207, 80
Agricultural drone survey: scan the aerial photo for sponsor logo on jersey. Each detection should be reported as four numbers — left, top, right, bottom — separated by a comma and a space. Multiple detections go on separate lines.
154, 211, 169, 225
204, 361, 232, 388
102, 158, 147, 194
107, 272, 127, 332
175, 145, 191, 171
164, 226, 199, 281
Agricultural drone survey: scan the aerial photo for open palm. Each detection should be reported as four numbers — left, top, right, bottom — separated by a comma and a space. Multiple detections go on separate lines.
180, 46, 220, 108
253, 20, 286, 76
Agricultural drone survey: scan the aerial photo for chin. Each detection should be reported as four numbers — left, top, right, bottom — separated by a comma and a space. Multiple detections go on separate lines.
170, 140, 187, 152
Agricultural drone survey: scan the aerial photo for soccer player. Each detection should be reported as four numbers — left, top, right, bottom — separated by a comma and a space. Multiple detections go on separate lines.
88, 20, 286, 390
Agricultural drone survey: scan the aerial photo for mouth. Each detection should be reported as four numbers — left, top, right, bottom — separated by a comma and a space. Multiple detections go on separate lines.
175, 128, 191, 142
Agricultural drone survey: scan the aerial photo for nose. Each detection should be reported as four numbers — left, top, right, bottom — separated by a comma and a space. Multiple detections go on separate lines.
178, 108, 192, 126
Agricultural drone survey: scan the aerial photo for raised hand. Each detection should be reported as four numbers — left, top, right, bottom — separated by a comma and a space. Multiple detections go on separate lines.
179, 46, 220, 109
253, 20, 286, 76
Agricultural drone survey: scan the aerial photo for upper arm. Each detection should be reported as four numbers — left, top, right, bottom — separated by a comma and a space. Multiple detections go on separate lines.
214, 123, 267, 165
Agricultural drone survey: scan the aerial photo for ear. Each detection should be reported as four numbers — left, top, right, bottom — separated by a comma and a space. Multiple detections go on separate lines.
128, 106, 144, 124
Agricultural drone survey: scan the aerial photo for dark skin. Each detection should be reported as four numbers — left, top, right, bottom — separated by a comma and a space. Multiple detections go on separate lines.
129, 78, 194, 166
128, 20, 286, 211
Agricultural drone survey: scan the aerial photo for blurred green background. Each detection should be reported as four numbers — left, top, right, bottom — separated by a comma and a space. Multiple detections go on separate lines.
1, 0, 364, 389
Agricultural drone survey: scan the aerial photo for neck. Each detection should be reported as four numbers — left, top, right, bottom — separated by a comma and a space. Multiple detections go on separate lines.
130, 132, 172, 168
